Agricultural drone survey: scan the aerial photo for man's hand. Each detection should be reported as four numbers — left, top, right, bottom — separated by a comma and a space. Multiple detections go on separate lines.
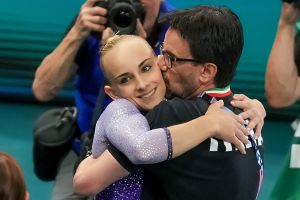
206, 100, 249, 154
231, 94, 266, 139
75, 0, 108, 38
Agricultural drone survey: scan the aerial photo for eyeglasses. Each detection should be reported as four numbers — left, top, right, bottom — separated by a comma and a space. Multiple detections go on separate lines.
159, 44, 201, 69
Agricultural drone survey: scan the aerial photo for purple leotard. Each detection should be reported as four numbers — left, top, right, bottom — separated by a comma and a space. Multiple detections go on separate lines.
92, 98, 172, 200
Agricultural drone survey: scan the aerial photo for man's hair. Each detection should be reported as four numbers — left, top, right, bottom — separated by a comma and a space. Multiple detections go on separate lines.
159, 5, 244, 87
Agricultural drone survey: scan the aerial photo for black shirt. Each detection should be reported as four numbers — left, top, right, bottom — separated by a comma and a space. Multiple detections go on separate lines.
109, 94, 264, 200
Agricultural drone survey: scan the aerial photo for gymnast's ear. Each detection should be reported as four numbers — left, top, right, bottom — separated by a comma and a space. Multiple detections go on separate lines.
104, 85, 120, 100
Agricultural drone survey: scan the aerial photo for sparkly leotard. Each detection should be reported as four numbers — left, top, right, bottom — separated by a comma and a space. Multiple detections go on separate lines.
92, 98, 172, 200
95, 168, 143, 200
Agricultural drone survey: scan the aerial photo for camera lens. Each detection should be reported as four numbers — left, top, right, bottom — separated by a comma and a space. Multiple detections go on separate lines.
113, 11, 132, 28
109, 6, 136, 34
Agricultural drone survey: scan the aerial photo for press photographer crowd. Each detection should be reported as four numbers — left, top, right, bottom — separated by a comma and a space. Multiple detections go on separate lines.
1, 0, 300, 199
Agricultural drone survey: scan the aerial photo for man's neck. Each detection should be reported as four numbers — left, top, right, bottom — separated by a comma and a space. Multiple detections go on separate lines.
186, 83, 215, 99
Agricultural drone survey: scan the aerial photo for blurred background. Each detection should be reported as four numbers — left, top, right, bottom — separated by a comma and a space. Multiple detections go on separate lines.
0, 0, 296, 199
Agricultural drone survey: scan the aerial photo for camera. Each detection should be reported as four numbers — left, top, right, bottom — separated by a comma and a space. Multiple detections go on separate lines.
95, 0, 145, 34
282, 0, 300, 9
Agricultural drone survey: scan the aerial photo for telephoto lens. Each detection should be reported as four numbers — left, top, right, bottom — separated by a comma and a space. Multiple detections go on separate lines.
95, 0, 145, 34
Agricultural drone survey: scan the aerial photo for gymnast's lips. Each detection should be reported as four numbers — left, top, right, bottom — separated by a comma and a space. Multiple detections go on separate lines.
138, 88, 156, 98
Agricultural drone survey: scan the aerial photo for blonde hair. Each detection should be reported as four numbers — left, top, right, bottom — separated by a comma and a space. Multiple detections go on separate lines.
101, 34, 140, 56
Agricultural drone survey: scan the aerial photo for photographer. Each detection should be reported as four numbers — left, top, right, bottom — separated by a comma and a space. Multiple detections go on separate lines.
265, 1, 300, 107
32, 0, 175, 199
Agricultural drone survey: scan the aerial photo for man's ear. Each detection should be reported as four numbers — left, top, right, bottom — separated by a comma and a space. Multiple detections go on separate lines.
199, 63, 217, 83
104, 85, 120, 100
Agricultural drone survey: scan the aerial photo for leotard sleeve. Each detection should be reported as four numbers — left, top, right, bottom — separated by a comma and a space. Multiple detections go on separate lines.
92, 98, 172, 164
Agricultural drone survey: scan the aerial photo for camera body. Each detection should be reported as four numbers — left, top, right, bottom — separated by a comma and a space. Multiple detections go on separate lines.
95, 0, 145, 34
282, 0, 300, 9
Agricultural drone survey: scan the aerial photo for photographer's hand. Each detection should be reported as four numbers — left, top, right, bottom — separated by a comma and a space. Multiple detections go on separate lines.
102, 27, 115, 45
75, 0, 108, 38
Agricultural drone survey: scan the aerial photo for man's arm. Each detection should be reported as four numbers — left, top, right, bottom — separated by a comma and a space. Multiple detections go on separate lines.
265, 2, 300, 107
73, 150, 129, 195
32, 0, 107, 101
168, 100, 248, 156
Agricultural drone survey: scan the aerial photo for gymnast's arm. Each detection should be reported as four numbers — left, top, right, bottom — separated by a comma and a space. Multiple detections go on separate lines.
91, 99, 248, 164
